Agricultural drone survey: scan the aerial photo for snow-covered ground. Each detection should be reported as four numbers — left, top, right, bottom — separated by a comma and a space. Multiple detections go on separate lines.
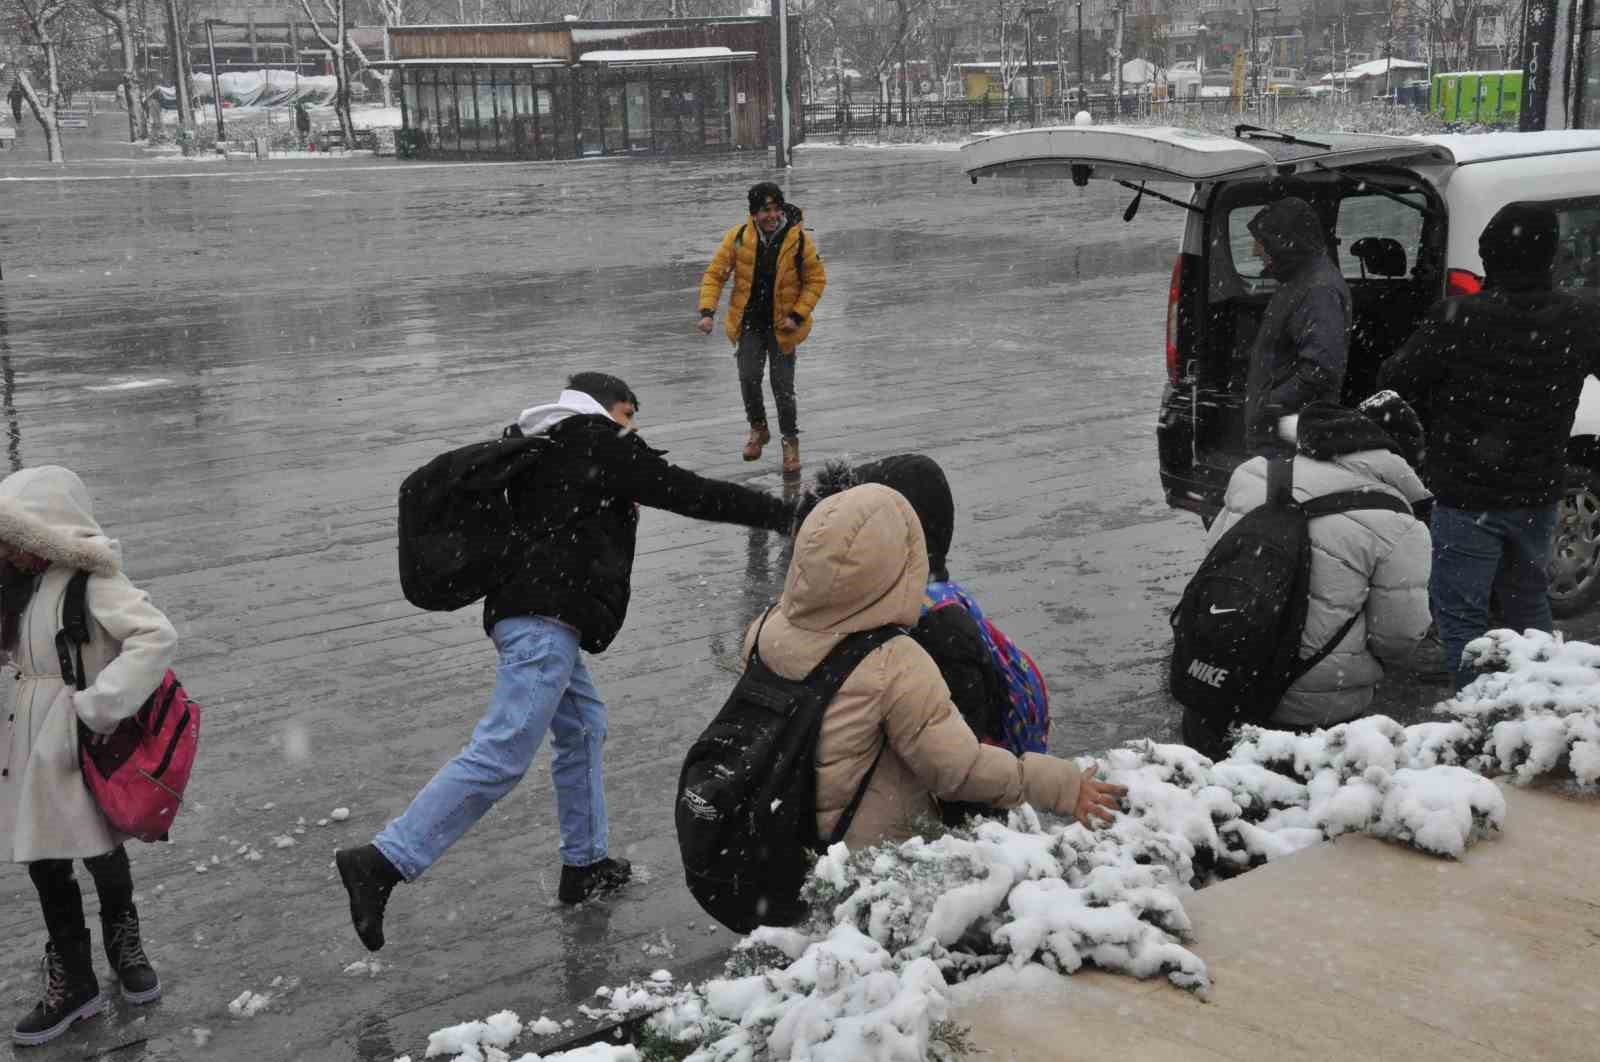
406, 628, 1597, 1061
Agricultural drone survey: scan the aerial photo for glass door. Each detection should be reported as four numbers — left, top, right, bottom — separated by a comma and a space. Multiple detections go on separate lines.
625, 79, 651, 153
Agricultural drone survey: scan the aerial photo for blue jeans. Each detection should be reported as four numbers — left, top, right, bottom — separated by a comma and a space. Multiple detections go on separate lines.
374, 617, 608, 879
1430, 504, 1558, 688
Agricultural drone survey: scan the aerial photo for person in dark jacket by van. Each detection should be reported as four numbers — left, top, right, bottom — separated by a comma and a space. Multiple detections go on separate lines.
337, 372, 797, 952
1379, 203, 1600, 687
1243, 196, 1352, 452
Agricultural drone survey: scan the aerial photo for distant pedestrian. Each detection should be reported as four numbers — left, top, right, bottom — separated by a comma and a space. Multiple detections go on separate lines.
336, 372, 799, 951
1242, 196, 1351, 453
294, 101, 311, 145
1379, 202, 1600, 687
0, 466, 174, 1045
697, 181, 827, 476
9, 81, 23, 125
1180, 398, 1432, 758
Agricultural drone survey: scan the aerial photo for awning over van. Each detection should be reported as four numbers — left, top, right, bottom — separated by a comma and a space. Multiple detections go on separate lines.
962, 126, 1456, 184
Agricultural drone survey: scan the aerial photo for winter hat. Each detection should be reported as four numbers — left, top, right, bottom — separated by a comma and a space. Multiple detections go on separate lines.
1357, 390, 1426, 469
1478, 202, 1559, 286
0, 466, 121, 576
1246, 197, 1327, 278
800, 454, 956, 580
747, 181, 784, 215
1296, 398, 1425, 469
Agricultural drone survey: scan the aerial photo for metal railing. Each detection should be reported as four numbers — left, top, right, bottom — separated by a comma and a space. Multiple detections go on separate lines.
800, 93, 1304, 137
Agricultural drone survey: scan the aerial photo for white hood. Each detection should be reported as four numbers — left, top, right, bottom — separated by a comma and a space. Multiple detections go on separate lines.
0, 466, 121, 576
516, 389, 615, 438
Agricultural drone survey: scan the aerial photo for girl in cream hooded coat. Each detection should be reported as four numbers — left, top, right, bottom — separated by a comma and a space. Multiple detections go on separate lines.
0, 466, 175, 1046
745, 483, 1124, 847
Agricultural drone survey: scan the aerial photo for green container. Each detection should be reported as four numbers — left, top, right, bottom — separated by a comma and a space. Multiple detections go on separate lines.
1459, 73, 1481, 122
1431, 70, 1525, 125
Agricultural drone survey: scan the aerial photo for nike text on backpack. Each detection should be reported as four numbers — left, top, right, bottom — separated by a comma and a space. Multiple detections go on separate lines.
397, 425, 547, 611
676, 611, 902, 933
57, 572, 201, 843
924, 581, 1050, 756
1169, 457, 1411, 739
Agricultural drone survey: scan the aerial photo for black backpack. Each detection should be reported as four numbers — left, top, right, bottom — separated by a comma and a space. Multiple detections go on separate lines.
676, 611, 903, 933
397, 425, 547, 611
1170, 457, 1411, 733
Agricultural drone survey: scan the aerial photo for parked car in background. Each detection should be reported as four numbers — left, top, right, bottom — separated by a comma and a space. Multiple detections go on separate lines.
963, 126, 1600, 614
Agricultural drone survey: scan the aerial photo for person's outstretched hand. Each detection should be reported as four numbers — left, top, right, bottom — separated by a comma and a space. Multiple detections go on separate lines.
696, 316, 715, 335
1073, 763, 1127, 829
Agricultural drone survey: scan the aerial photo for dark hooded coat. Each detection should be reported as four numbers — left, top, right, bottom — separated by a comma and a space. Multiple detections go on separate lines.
1378, 204, 1600, 510
484, 415, 792, 652
1243, 197, 1353, 451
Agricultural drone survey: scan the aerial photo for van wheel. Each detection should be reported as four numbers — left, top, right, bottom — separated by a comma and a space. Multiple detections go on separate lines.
1549, 465, 1600, 618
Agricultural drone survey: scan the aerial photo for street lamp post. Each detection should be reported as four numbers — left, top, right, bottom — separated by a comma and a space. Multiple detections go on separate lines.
1250, 6, 1280, 97
1076, 1, 1085, 112
1023, 6, 1048, 126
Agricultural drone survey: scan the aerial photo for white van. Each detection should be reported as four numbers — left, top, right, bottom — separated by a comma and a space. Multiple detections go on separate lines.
962, 126, 1600, 613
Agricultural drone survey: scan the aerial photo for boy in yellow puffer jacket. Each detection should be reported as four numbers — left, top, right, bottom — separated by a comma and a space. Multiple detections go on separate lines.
697, 182, 827, 476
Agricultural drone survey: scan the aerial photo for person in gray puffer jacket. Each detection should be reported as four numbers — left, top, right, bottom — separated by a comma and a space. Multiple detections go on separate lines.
1199, 396, 1432, 735
1243, 196, 1352, 453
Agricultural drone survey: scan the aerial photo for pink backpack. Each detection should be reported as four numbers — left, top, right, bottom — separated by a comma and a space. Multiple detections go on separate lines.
57, 572, 200, 842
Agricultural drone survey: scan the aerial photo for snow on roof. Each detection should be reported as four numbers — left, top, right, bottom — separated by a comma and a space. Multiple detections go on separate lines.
1322, 57, 1428, 81
370, 58, 567, 68
1419, 129, 1600, 164
578, 46, 754, 65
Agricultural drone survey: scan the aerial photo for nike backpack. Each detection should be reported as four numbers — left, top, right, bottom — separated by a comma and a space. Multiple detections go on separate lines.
676, 611, 903, 933
1169, 457, 1411, 737
396, 425, 547, 611
923, 581, 1050, 755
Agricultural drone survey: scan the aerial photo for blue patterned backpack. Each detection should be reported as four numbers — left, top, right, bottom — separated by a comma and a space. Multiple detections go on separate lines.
923, 581, 1051, 755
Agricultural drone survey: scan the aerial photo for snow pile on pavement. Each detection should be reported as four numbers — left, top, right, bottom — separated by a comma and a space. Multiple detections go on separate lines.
417, 629, 1600, 1061
1456, 629, 1600, 786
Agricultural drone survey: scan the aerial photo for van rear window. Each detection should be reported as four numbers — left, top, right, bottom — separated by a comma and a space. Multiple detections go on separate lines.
1552, 197, 1600, 299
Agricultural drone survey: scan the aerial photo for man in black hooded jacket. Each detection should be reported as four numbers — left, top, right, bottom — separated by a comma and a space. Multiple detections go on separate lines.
1243, 196, 1352, 452
1380, 202, 1600, 686
337, 372, 797, 952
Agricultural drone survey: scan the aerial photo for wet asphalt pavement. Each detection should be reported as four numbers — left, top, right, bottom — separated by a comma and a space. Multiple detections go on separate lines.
0, 122, 1583, 1060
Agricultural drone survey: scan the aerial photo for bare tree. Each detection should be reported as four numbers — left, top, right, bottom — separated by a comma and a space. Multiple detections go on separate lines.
89, 0, 147, 140
851, 0, 932, 113
1, 0, 89, 161
298, 0, 356, 141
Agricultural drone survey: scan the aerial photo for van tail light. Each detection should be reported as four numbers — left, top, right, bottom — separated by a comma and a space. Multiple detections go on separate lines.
1166, 256, 1184, 386
1447, 268, 1483, 296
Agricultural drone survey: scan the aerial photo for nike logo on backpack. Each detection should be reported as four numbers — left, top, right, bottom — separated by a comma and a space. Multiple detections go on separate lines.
1208, 605, 1239, 615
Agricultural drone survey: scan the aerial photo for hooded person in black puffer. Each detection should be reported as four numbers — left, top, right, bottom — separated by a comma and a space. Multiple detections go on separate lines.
1243, 196, 1353, 453
1379, 202, 1600, 687
796, 455, 1031, 823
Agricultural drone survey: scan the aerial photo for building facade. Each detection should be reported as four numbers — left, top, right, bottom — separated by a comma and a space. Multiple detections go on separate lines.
379, 17, 799, 159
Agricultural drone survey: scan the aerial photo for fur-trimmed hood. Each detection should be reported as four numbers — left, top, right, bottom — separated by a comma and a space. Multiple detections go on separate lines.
0, 466, 121, 576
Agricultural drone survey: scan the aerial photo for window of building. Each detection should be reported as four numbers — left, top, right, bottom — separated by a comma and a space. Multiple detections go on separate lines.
1552, 195, 1600, 298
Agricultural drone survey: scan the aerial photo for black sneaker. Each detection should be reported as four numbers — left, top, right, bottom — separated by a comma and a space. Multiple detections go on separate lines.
101, 907, 161, 1004
12, 940, 105, 1047
337, 845, 403, 952
558, 857, 632, 904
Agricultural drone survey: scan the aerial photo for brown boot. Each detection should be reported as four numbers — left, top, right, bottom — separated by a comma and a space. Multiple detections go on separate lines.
742, 422, 770, 462
781, 436, 801, 477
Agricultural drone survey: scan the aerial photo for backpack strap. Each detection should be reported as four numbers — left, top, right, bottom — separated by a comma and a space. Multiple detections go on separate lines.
1299, 489, 1413, 520
1265, 456, 1295, 508
806, 624, 905, 849
746, 604, 779, 667
1286, 489, 1413, 683
54, 570, 92, 693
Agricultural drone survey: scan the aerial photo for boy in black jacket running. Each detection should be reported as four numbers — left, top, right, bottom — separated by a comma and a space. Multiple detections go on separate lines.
338, 372, 796, 950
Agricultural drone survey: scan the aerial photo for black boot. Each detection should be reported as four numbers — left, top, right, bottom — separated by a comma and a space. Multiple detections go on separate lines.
101, 906, 160, 1004
12, 937, 105, 1047
558, 857, 632, 904
337, 845, 403, 952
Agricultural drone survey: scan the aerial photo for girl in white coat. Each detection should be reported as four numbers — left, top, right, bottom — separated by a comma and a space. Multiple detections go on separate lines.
0, 466, 176, 1047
